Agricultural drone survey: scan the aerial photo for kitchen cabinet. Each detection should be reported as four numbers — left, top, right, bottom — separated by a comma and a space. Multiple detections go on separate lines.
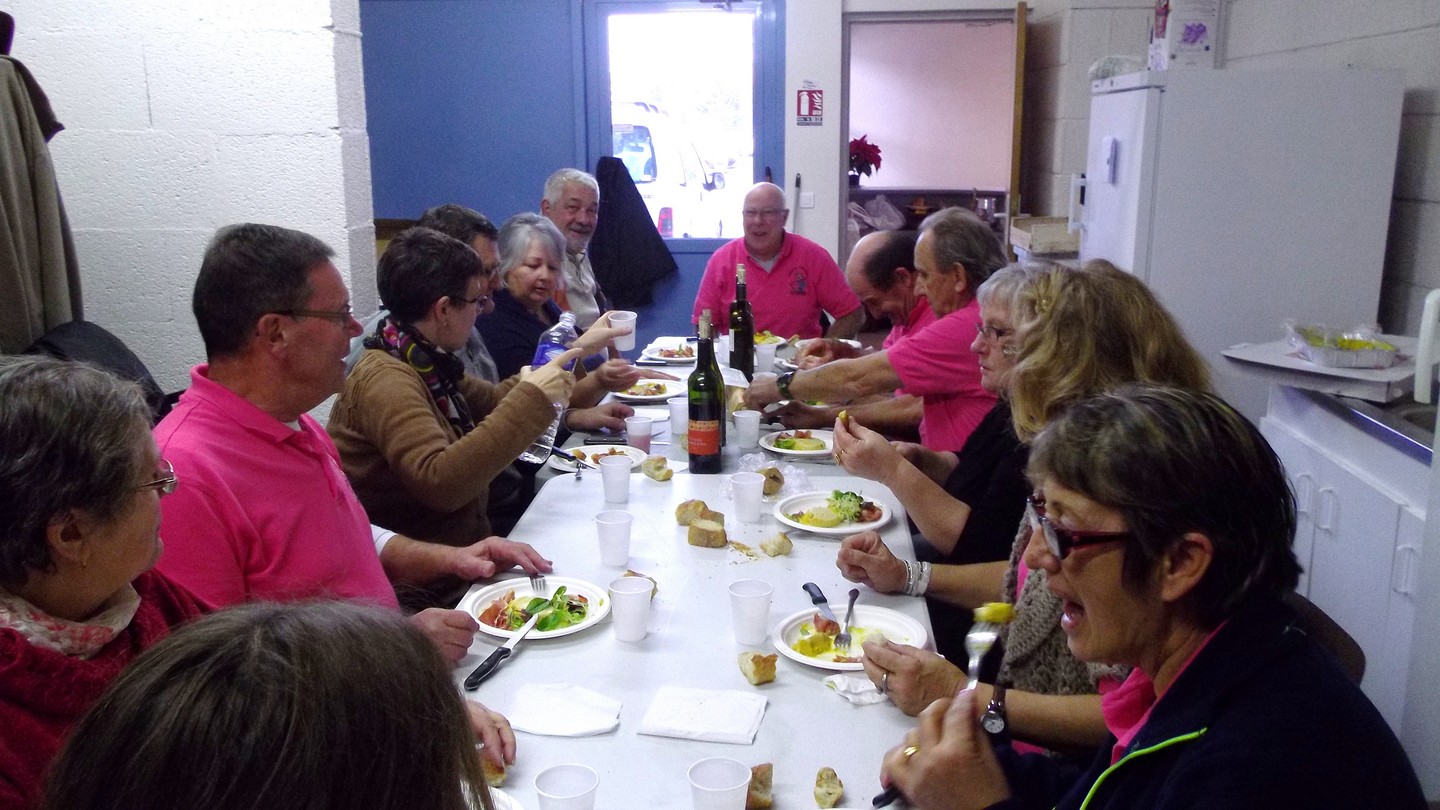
1259, 386, 1429, 732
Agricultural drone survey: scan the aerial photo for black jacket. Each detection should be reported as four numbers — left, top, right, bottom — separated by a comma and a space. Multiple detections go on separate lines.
588, 155, 678, 309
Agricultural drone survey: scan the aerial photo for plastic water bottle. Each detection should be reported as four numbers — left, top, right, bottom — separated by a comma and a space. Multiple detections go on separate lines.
519, 313, 579, 464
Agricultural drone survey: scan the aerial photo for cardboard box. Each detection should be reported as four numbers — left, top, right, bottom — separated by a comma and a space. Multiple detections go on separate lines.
1008, 216, 1079, 255
1148, 0, 1221, 71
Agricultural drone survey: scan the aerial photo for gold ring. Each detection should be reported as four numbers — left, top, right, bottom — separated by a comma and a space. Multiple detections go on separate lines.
902, 745, 920, 759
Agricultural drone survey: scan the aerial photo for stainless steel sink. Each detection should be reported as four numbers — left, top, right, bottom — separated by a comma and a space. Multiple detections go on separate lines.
1385, 401, 1438, 433
1338, 396, 1435, 458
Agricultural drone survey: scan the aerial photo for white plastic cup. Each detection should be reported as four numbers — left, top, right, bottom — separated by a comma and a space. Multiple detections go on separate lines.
727, 579, 773, 646
715, 333, 730, 367
754, 342, 777, 374
668, 396, 689, 436
595, 510, 633, 567
610, 310, 637, 352
733, 409, 761, 449
599, 455, 631, 504
534, 763, 599, 810
609, 575, 653, 642
688, 757, 751, 810
729, 471, 764, 523
624, 415, 653, 454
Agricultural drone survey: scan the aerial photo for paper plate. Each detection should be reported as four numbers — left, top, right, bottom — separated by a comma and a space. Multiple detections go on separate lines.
640, 344, 699, 364
461, 576, 611, 641
773, 490, 892, 537
759, 429, 834, 459
771, 605, 929, 671
546, 444, 645, 473
613, 379, 685, 403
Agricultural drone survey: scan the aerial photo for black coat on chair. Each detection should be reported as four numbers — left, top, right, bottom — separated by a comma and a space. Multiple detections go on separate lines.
589, 155, 678, 309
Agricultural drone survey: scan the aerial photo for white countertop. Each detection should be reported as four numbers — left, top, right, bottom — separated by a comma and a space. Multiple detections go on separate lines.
452, 443, 925, 809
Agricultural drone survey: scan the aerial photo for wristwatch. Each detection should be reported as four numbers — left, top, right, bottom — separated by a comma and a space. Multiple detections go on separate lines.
981, 683, 1009, 736
776, 370, 796, 400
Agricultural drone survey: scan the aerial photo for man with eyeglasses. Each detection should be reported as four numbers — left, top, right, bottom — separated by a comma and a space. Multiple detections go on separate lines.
745, 208, 1001, 452
540, 168, 611, 328
691, 182, 863, 341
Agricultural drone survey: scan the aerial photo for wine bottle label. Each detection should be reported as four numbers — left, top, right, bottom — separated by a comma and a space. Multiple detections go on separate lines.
688, 421, 721, 454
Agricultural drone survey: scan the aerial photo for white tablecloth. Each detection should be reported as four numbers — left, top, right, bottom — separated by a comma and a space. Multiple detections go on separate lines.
453, 441, 928, 809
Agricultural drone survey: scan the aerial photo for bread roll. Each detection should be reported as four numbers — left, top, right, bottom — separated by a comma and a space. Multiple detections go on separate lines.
814, 766, 843, 808
641, 455, 673, 481
759, 466, 784, 496
738, 651, 777, 685
746, 763, 773, 810
481, 756, 506, 788
760, 531, 793, 557
687, 518, 727, 548
675, 499, 709, 525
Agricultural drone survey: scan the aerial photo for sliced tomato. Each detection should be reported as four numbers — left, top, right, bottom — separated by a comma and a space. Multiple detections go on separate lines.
813, 612, 840, 635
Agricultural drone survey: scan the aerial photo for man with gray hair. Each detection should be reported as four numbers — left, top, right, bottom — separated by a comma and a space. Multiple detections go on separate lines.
744, 208, 1001, 452
540, 168, 611, 328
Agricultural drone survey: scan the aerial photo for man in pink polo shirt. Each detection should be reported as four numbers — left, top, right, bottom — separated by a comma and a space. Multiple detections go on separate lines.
745, 209, 1003, 452
691, 182, 863, 341
757, 230, 930, 439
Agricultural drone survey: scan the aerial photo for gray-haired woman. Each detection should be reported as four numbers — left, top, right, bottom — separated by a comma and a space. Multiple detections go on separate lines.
0, 356, 203, 808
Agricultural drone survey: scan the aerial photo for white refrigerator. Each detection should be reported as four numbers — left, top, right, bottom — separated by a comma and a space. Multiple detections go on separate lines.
1074, 68, 1404, 419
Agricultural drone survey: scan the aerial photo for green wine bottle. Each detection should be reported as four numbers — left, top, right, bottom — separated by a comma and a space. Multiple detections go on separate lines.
688, 312, 724, 474
728, 263, 755, 380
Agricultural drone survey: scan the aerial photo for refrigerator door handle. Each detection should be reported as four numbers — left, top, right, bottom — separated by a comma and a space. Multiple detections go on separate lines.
1067, 173, 1086, 234
1413, 288, 1440, 404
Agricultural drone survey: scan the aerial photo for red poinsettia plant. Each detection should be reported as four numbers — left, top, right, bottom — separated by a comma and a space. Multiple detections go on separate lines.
849, 135, 883, 177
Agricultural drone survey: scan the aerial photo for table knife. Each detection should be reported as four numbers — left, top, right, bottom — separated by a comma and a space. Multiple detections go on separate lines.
550, 447, 597, 469
801, 582, 840, 626
464, 612, 541, 691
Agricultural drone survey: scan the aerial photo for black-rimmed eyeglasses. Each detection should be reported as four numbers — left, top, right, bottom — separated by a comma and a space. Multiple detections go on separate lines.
1025, 494, 1132, 560
136, 459, 178, 496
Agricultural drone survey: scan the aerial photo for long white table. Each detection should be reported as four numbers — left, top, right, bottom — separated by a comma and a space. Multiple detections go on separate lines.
451, 441, 929, 808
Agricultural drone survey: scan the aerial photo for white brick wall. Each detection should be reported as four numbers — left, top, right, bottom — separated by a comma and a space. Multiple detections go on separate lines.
1020, 0, 1440, 338
3, 0, 373, 394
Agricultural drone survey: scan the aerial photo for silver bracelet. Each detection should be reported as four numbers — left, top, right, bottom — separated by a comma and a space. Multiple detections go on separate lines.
914, 561, 933, 597
900, 559, 915, 596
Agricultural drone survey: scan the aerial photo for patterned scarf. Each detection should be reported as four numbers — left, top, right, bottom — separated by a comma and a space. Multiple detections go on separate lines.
366, 317, 476, 435
0, 584, 141, 659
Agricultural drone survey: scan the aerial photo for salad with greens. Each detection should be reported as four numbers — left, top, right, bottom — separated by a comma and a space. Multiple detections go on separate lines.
787, 490, 884, 528
477, 586, 589, 633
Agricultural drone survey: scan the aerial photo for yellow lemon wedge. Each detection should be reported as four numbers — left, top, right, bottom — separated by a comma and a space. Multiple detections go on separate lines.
801, 507, 843, 528
973, 602, 1015, 624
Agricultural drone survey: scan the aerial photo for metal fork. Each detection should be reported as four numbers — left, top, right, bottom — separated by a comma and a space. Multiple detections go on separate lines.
835, 588, 860, 653
529, 573, 548, 599
964, 624, 1001, 691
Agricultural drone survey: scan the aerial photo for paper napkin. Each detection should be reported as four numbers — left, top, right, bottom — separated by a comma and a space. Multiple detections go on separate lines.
823, 673, 889, 705
637, 686, 767, 745
501, 682, 621, 736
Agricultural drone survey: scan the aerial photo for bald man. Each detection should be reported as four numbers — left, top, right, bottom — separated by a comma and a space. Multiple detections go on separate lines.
691, 182, 862, 341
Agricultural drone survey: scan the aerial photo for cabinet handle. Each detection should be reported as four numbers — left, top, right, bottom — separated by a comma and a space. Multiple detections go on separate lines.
1393, 544, 1421, 596
1292, 473, 1315, 518
1315, 487, 1339, 533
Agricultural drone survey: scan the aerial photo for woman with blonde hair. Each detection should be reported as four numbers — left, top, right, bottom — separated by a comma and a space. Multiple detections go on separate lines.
841, 260, 1211, 755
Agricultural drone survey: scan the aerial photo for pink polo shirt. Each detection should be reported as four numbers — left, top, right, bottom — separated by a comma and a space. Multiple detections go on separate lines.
883, 297, 938, 397
155, 365, 398, 611
692, 232, 862, 340
885, 298, 996, 451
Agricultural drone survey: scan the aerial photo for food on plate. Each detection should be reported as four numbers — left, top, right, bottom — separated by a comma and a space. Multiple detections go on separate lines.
624, 569, 658, 597
572, 447, 629, 464
790, 613, 881, 664
759, 531, 792, 557
771, 430, 827, 452
641, 455, 673, 481
787, 490, 883, 528
974, 601, 1016, 625
687, 518, 727, 548
754, 330, 786, 345
476, 586, 589, 633
759, 465, 785, 495
738, 651, 777, 685
814, 767, 844, 808
481, 757, 506, 787
655, 344, 695, 359
747, 763, 774, 810
624, 382, 668, 397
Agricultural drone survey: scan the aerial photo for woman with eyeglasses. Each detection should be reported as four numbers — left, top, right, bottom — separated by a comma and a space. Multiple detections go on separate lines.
877, 387, 1424, 810
0, 356, 204, 809
840, 261, 1211, 757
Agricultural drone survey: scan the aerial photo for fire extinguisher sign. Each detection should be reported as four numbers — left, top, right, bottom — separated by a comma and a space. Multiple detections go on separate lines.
796, 89, 823, 126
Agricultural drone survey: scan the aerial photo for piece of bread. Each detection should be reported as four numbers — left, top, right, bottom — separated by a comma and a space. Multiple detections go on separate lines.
759, 466, 784, 496
814, 766, 843, 808
700, 508, 726, 526
641, 455, 673, 481
481, 756, 506, 788
738, 651, 777, 685
675, 499, 709, 526
746, 763, 773, 810
687, 518, 727, 548
760, 531, 793, 557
